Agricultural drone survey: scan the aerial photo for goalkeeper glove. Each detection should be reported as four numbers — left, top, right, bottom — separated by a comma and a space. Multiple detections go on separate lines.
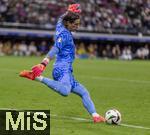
68, 4, 81, 13
31, 58, 49, 77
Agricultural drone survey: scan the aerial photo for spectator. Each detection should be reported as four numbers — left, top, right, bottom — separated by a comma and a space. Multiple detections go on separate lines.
102, 45, 112, 59
28, 41, 38, 56
18, 41, 29, 56
143, 44, 149, 59
3, 41, 12, 55
76, 42, 88, 59
0, 41, 4, 56
136, 45, 149, 59
12, 42, 20, 56
38, 41, 48, 55
112, 44, 121, 59
121, 46, 132, 60
87, 43, 97, 59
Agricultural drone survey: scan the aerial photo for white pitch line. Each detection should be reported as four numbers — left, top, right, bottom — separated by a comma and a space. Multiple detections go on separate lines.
51, 114, 150, 130
50, 114, 92, 122
0, 108, 150, 130
120, 124, 150, 130
78, 75, 150, 84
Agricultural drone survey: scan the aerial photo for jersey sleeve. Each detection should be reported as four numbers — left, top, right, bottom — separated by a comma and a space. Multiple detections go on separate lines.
56, 13, 66, 29
46, 46, 59, 59
56, 17, 63, 28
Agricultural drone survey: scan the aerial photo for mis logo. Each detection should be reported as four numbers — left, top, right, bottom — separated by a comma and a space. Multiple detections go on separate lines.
0, 110, 50, 135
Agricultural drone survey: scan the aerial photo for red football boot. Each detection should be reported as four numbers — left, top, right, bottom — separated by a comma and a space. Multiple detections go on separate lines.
93, 115, 106, 123
19, 70, 35, 80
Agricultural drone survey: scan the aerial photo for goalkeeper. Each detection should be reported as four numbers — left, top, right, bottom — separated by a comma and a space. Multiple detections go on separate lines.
20, 4, 105, 123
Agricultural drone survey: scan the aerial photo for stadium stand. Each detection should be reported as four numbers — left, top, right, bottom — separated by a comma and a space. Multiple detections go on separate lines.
0, 40, 149, 60
0, 0, 150, 59
0, 0, 150, 34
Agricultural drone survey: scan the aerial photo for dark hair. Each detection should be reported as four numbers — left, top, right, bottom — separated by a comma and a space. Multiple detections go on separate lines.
62, 11, 80, 24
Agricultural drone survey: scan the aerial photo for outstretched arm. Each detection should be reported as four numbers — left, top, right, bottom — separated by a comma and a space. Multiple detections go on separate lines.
29, 3, 82, 78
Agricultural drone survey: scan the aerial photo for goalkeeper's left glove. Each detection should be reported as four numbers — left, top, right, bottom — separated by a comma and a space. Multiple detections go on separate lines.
68, 3, 81, 13
31, 58, 49, 77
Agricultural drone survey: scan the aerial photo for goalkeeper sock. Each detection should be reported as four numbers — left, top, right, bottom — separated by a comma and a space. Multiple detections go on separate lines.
92, 113, 99, 117
72, 83, 96, 114
35, 76, 44, 82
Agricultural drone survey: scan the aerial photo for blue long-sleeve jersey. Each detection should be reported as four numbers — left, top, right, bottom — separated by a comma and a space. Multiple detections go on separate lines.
47, 15, 75, 71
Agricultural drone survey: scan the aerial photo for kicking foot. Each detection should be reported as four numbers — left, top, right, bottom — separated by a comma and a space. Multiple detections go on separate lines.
19, 70, 35, 80
93, 115, 106, 123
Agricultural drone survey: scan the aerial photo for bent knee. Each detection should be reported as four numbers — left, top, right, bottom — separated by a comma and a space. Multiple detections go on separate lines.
61, 91, 70, 96
61, 85, 71, 96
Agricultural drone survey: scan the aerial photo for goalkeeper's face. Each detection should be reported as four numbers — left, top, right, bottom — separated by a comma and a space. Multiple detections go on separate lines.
67, 19, 80, 31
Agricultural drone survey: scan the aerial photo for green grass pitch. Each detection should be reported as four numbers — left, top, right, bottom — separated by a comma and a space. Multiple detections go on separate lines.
0, 56, 150, 135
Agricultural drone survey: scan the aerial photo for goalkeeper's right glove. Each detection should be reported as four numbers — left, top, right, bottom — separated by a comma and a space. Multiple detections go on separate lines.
31, 58, 49, 77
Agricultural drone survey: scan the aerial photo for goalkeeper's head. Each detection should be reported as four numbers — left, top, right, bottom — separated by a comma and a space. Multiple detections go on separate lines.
62, 11, 80, 32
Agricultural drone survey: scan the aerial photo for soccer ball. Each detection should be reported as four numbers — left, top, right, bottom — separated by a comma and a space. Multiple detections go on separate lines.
105, 109, 121, 125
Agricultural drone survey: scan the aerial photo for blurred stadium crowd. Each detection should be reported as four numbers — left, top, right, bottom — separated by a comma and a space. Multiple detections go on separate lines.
0, 0, 150, 34
0, 40, 149, 60
0, 0, 149, 60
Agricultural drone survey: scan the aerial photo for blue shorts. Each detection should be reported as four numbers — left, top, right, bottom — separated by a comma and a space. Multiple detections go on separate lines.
52, 67, 78, 89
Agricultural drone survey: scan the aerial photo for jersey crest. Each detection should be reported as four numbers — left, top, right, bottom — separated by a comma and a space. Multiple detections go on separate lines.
57, 37, 62, 43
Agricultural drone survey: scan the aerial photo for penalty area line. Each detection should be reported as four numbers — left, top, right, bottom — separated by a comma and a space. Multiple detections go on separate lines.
0, 108, 150, 130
